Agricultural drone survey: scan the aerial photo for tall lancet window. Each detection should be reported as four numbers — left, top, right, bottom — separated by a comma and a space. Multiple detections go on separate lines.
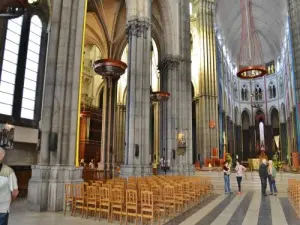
0, 12, 47, 127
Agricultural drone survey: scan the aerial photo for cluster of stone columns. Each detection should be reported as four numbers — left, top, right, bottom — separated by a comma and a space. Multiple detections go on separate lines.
288, 0, 300, 152
28, 0, 86, 211
192, 0, 219, 162
121, 15, 152, 176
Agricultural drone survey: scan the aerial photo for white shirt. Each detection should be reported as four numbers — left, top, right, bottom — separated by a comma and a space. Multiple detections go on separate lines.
0, 165, 18, 213
235, 164, 246, 177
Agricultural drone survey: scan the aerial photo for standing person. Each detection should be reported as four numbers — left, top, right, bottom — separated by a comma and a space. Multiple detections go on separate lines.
223, 161, 232, 195
268, 160, 278, 196
0, 147, 19, 225
259, 159, 268, 196
235, 160, 246, 195
160, 157, 167, 175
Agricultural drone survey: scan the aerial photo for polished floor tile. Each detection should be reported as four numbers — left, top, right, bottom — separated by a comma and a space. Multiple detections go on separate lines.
8, 191, 300, 225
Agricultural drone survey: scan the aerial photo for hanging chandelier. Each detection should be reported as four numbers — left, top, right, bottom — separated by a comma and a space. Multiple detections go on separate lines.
0, 0, 40, 19
236, 0, 267, 79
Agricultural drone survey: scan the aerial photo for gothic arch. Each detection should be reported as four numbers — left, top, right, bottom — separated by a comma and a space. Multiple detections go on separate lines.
268, 106, 278, 124
281, 103, 287, 122
270, 108, 279, 129
153, 0, 176, 55
234, 107, 240, 125
241, 110, 250, 130
95, 82, 105, 108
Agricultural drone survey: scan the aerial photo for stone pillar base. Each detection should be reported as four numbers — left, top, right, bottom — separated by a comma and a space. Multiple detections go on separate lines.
27, 165, 50, 212
27, 165, 83, 212
183, 164, 195, 176
120, 165, 153, 177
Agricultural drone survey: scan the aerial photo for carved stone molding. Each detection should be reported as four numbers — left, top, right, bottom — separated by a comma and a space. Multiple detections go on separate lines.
158, 55, 181, 73
81, 93, 93, 106
126, 17, 151, 38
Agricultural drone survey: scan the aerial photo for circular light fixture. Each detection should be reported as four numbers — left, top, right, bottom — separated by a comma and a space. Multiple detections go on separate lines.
236, 65, 267, 79
28, 0, 40, 6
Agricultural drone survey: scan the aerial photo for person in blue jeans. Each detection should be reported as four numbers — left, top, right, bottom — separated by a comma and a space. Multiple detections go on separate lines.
223, 161, 232, 195
268, 160, 278, 196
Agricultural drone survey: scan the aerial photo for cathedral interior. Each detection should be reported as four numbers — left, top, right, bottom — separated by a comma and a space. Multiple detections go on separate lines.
1, 0, 300, 224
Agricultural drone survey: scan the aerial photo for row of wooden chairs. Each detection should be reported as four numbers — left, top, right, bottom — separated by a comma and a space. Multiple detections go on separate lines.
64, 175, 213, 224
288, 179, 300, 218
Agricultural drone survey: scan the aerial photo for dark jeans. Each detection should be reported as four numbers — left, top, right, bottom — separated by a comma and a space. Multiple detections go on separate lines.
260, 177, 267, 195
268, 175, 278, 193
0, 212, 9, 225
236, 176, 242, 192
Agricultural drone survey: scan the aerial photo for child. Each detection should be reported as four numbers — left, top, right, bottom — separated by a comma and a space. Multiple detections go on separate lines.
235, 160, 246, 194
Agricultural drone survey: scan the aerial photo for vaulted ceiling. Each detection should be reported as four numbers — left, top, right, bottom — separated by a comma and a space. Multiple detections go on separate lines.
215, 0, 287, 64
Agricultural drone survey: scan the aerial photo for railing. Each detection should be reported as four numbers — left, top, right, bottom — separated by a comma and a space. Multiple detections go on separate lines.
82, 168, 106, 181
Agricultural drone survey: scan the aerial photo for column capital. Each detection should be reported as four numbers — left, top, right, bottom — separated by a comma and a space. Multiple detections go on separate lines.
126, 17, 151, 38
158, 55, 181, 73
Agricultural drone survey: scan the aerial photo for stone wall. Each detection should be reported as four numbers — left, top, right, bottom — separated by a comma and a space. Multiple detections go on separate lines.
3, 143, 37, 166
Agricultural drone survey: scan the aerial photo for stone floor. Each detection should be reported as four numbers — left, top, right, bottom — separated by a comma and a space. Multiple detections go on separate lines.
8, 191, 300, 225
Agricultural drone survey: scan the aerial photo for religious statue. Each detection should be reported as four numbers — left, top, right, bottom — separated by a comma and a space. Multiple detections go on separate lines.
177, 132, 186, 148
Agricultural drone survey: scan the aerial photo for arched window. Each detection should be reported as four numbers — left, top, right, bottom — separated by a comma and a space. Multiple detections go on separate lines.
0, 13, 47, 127
269, 82, 276, 99
279, 77, 284, 95
21, 15, 42, 119
254, 84, 263, 101
0, 16, 23, 115
241, 84, 248, 101
233, 81, 238, 99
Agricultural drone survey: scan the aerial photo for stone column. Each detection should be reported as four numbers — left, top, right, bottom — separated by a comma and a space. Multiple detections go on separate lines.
280, 123, 287, 161
153, 102, 160, 165
192, 0, 218, 162
180, 0, 194, 175
28, 0, 85, 212
99, 77, 119, 178
115, 104, 126, 164
159, 56, 180, 174
288, 0, 300, 152
121, 17, 152, 177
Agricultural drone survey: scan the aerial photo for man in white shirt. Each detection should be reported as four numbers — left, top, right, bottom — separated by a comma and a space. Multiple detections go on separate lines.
0, 147, 18, 225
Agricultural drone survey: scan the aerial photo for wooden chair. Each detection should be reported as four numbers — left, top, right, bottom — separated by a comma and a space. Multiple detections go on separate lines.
99, 187, 111, 221
110, 188, 124, 224
64, 183, 74, 216
73, 183, 85, 217
125, 189, 138, 225
141, 191, 154, 225
152, 185, 165, 224
174, 183, 184, 214
164, 186, 176, 218
85, 186, 97, 219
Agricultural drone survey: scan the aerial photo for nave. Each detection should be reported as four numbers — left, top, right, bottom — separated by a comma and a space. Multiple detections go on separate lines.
9, 191, 299, 225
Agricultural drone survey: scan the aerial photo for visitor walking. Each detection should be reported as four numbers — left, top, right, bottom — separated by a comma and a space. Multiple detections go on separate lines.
0, 147, 19, 225
235, 160, 246, 195
259, 159, 268, 196
268, 160, 278, 196
223, 161, 232, 195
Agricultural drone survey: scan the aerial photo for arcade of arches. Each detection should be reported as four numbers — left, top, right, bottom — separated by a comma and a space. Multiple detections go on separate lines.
1, 0, 300, 218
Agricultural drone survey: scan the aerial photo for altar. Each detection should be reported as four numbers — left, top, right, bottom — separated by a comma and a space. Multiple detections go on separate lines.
248, 158, 261, 170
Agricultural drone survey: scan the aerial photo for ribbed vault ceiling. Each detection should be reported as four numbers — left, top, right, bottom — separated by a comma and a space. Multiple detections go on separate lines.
215, 0, 287, 64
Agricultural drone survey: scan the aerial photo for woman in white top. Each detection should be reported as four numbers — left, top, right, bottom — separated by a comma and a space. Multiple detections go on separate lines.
235, 160, 246, 194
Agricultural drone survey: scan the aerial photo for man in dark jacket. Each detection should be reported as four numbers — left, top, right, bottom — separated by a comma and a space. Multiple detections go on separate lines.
259, 159, 268, 196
